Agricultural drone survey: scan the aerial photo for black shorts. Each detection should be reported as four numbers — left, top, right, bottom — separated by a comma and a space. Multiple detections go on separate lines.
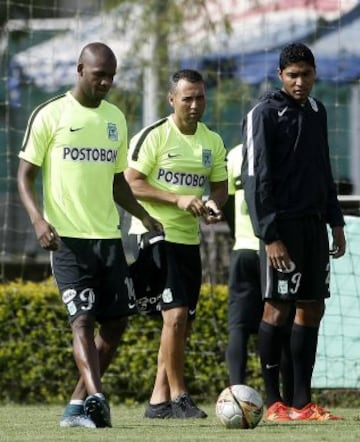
51, 237, 137, 323
129, 235, 201, 318
260, 216, 330, 302
228, 249, 263, 333
161, 242, 202, 319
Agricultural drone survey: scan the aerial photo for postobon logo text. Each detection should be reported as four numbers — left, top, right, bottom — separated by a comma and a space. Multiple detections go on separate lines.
63, 147, 118, 162
157, 168, 206, 187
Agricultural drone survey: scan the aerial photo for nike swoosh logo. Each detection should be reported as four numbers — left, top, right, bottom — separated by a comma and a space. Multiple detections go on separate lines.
70, 127, 83, 132
128, 303, 137, 310
168, 153, 181, 158
265, 363, 279, 369
277, 107, 288, 117
189, 309, 196, 316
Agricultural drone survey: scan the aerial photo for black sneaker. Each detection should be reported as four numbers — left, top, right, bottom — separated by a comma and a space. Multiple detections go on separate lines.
171, 393, 207, 419
144, 401, 173, 419
84, 395, 112, 428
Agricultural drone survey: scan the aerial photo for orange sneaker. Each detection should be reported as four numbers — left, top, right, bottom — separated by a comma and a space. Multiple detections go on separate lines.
265, 401, 292, 422
290, 403, 344, 421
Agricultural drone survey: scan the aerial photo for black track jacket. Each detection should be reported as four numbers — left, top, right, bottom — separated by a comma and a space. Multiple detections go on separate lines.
241, 89, 345, 244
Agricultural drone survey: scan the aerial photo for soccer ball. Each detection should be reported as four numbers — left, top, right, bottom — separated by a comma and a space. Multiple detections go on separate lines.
215, 384, 264, 429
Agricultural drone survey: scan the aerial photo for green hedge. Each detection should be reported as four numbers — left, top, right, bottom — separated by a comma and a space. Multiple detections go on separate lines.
0, 279, 262, 404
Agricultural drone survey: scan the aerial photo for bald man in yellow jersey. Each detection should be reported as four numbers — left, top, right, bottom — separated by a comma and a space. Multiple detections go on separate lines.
17, 42, 162, 428
126, 69, 228, 418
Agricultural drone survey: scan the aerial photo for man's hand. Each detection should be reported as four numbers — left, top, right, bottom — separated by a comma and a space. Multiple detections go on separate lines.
33, 218, 60, 251
140, 214, 163, 233
176, 195, 208, 217
203, 199, 223, 224
265, 240, 292, 271
330, 226, 346, 258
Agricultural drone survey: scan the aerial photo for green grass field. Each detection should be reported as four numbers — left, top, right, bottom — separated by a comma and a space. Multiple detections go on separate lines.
1, 404, 359, 441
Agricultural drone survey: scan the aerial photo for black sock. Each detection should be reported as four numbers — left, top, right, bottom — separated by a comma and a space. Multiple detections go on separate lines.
226, 328, 250, 385
291, 323, 319, 409
280, 322, 294, 406
258, 321, 285, 406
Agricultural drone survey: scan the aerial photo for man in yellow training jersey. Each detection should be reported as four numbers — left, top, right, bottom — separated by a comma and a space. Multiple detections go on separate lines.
17, 42, 162, 428
126, 69, 228, 418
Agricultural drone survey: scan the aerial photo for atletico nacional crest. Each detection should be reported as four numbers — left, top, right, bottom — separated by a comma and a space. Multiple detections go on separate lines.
202, 149, 212, 167
107, 122, 118, 141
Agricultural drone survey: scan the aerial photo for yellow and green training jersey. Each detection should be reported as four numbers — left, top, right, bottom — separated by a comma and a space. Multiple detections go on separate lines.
19, 91, 127, 238
227, 145, 258, 251
127, 115, 227, 244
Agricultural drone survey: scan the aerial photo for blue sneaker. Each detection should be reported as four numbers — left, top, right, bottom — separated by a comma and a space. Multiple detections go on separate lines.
60, 403, 96, 428
84, 395, 112, 428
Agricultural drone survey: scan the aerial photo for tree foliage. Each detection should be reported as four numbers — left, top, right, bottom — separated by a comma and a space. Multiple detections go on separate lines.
103, 0, 232, 117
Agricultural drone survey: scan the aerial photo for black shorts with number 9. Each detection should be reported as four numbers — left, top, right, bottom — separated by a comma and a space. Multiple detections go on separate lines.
51, 237, 137, 323
260, 216, 330, 302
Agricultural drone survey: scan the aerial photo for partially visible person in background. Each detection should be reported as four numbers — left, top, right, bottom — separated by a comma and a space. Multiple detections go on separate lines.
17, 42, 162, 429
125, 69, 228, 419
223, 144, 293, 405
242, 42, 346, 422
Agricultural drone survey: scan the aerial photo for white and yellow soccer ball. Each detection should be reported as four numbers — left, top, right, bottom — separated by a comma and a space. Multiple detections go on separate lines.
215, 384, 264, 429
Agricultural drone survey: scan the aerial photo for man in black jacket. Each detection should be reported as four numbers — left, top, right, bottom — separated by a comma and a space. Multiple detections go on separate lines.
242, 42, 346, 422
